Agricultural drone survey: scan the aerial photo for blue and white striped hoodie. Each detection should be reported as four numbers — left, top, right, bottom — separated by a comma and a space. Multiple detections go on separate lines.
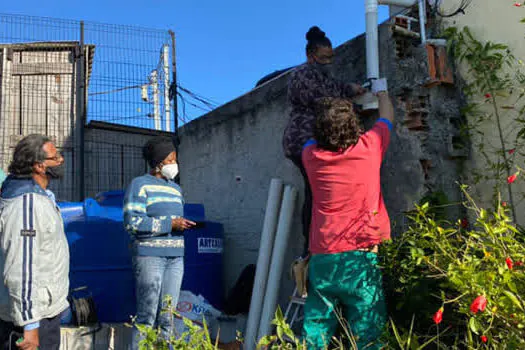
123, 174, 185, 257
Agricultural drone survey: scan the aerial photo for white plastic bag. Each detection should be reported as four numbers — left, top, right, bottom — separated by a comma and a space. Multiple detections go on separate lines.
173, 290, 221, 338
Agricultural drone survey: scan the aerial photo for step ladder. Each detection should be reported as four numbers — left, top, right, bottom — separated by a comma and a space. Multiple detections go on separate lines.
284, 287, 306, 329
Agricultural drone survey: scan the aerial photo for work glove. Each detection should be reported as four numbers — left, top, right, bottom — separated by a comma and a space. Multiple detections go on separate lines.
371, 78, 388, 94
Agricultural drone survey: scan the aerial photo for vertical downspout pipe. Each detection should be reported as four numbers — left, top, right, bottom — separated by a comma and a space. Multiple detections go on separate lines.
257, 185, 298, 342
244, 179, 284, 350
418, 0, 427, 43
365, 0, 380, 82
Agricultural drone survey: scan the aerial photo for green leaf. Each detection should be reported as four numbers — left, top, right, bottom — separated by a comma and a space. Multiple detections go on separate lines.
275, 307, 284, 322
389, 318, 406, 348
467, 325, 473, 345
284, 326, 297, 343
469, 317, 481, 335
503, 290, 524, 311
276, 324, 284, 342
480, 209, 488, 220
508, 281, 519, 294
257, 336, 276, 349
417, 332, 442, 350
492, 44, 509, 51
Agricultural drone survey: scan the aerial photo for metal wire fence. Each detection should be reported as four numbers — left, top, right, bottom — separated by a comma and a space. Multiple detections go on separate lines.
84, 22, 175, 131
84, 140, 147, 199
0, 13, 176, 201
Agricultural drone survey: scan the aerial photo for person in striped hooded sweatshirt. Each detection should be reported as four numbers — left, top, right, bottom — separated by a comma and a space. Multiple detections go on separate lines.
123, 137, 196, 348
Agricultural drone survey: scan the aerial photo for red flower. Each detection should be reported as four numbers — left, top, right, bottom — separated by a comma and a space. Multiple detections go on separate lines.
509, 148, 516, 155
502, 201, 508, 207
507, 257, 514, 270
470, 296, 487, 314
514, 2, 522, 7
481, 335, 488, 343
485, 93, 492, 98
516, 261, 523, 267
461, 218, 469, 228
432, 308, 443, 324
508, 173, 518, 184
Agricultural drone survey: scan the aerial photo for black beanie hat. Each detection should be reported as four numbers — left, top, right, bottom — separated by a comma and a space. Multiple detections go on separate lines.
143, 137, 176, 169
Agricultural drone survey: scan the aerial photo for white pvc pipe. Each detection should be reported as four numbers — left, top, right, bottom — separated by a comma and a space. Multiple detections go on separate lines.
362, 0, 416, 111
244, 179, 284, 350
365, 0, 379, 81
366, 0, 418, 81
418, 0, 427, 43
257, 185, 298, 342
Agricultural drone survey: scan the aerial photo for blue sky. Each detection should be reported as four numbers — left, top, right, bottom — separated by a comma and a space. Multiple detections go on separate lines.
3, 0, 389, 123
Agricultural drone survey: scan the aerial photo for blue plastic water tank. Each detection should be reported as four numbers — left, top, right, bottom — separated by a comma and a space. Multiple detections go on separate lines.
60, 194, 135, 323
182, 221, 224, 309
58, 190, 224, 323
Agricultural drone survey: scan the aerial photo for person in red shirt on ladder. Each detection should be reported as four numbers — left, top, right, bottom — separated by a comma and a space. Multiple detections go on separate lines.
301, 78, 393, 349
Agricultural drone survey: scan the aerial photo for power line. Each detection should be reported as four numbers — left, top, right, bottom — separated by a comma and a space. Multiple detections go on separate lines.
178, 86, 218, 110
178, 85, 219, 106
88, 84, 143, 96
177, 92, 189, 124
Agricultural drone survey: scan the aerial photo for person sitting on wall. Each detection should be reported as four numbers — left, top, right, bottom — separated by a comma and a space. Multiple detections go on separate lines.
301, 78, 393, 349
283, 25, 367, 256
123, 137, 196, 348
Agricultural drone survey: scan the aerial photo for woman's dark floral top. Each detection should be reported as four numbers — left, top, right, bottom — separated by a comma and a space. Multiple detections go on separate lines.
283, 64, 357, 159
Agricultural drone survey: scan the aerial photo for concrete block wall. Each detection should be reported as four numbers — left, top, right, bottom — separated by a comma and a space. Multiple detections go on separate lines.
178, 22, 464, 310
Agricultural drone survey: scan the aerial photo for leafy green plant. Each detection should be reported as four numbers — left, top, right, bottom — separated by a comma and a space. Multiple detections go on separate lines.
129, 295, 220, 350
256, 307, 363, 350
376, 20, 525, 349
256, 308, 306, 350
381, 186, 525, 348
385, 316, 441, 350
444, 26, 525, 221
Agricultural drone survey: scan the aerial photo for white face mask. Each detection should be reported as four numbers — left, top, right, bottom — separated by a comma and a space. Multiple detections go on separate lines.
160, 163, 179, 180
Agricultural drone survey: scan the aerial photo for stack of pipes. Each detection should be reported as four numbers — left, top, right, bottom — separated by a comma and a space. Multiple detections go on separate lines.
244, 179, 297, 350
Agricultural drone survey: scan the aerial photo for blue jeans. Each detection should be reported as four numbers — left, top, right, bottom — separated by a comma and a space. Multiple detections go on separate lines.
131, 255, 184, 349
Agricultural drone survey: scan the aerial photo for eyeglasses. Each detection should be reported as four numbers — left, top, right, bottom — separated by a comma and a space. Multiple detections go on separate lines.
45, 153, 63, 162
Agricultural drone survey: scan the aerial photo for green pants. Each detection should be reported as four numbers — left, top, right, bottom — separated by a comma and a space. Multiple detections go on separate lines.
302, 251, 386, 350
